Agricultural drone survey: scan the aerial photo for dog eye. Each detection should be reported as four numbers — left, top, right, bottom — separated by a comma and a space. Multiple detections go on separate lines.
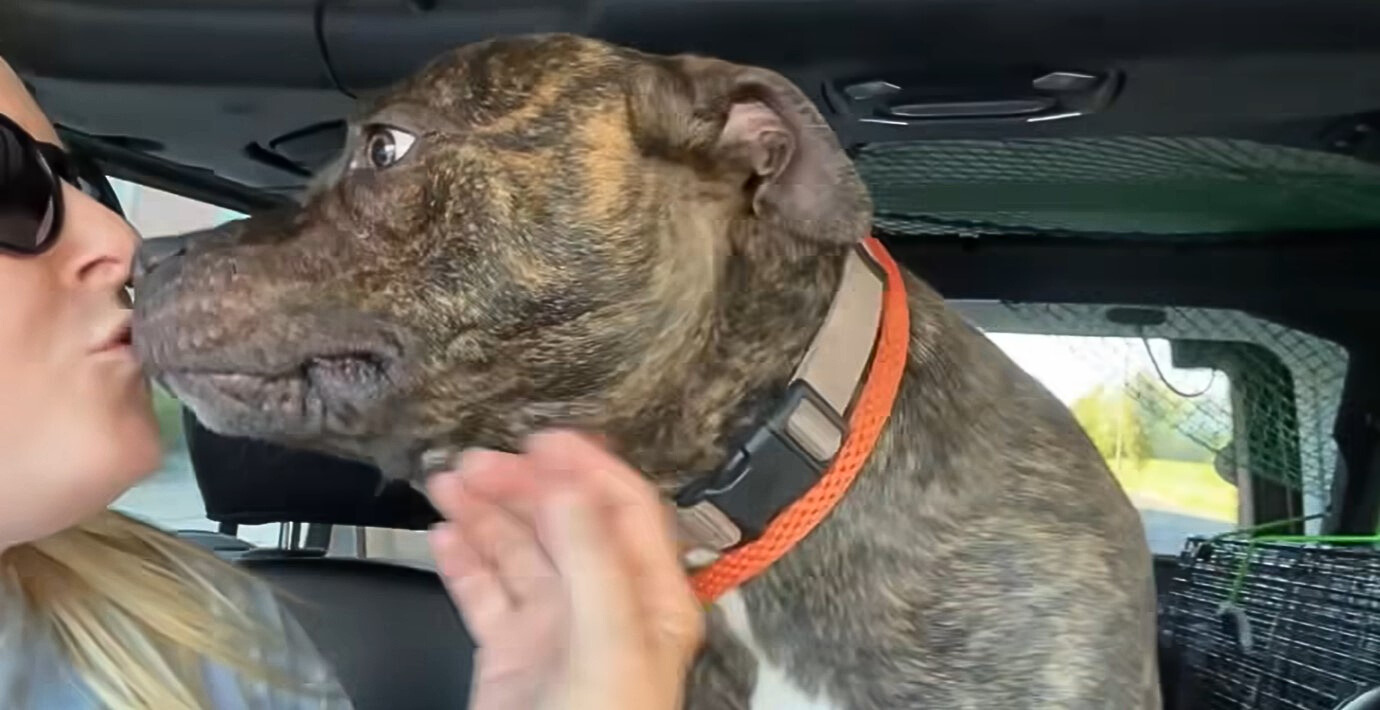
362, 126, 417, 169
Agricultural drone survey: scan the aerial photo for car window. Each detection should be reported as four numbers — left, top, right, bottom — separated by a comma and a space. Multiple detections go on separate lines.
106, 178, 282, 547
986, 333, 1237, 555
961, 301, 1345, 556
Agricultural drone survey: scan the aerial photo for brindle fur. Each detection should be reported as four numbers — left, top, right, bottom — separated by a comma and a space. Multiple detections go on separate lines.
133, 34, 1160, 708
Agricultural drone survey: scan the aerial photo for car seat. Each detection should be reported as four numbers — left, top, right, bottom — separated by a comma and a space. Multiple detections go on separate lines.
180, 409, 473, 710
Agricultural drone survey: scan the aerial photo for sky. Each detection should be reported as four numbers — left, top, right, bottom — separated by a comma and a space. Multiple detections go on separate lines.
986, 332, 1226, 406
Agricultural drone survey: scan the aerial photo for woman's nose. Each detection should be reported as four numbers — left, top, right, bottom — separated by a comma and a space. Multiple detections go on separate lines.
57, 184, 140, 289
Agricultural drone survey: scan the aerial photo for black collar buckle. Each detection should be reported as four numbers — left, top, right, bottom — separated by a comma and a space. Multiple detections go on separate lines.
674, 379, 847, 546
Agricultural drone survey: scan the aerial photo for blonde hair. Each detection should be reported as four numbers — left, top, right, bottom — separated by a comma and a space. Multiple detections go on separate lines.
2, 510, 292, 710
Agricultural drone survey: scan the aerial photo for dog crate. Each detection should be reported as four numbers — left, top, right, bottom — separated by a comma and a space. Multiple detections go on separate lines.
1162, 536, 1380, 709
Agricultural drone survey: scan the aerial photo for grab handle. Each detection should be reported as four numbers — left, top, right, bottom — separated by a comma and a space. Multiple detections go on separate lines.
831, 70, 1122, 127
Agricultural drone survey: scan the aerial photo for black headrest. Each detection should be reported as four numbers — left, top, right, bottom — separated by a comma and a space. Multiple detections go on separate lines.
182, 408, 440, 530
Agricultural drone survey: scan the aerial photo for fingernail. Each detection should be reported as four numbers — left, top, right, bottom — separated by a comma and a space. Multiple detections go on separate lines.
428, 523, 456, 550
427, 525, 460, 578
521, 429, 560, 453
450, 447, 488, 473
567, 429, 610, 448
423, 470, 463, 507
527, 427, 608, 452
420, 447, 459, 476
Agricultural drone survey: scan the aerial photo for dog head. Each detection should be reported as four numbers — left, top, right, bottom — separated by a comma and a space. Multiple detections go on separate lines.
132, 34, 872, 480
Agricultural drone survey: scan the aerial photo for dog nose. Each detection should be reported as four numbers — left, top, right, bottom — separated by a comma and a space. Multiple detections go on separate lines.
132, 233, 190, 281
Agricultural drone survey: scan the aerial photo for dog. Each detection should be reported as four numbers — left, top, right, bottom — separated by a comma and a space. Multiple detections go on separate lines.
132, 33, 1160, 709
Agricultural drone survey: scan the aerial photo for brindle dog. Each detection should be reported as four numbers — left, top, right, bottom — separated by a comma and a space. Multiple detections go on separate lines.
132, 33, 1160, 709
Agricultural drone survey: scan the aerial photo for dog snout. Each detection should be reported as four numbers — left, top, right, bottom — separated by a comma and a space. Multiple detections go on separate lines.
132, 232, 191, 281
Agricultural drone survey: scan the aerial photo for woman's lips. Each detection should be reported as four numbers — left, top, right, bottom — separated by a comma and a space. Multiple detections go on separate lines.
92, 320, 134, 354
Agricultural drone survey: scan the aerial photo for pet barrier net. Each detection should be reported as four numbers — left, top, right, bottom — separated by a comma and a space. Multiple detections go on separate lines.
954, 301, 1347, 520
1163, 537, 1380, 709
854, 136, 1380, 238
855, 134, 1364, 515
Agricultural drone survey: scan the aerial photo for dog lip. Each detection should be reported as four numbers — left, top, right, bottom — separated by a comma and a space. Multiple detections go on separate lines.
134, 320, 407, 379
302, 352, 394, 397
162, 348, 398, 381
162, 349, 392, 439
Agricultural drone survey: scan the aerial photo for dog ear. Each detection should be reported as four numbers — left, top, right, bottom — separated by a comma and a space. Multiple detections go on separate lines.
627, 56, 872, 245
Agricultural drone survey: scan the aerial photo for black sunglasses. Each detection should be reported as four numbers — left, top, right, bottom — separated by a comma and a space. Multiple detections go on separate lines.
0, 113, 120, 256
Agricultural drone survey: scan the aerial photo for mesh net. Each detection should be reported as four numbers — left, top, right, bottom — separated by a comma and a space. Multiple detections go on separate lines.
855, 137, 1380, 238
956, 301, 1347, 510
1163, 537, 1380, 709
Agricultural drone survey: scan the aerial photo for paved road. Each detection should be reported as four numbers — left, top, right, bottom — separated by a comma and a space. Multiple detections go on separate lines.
1140, 508, 1235, 556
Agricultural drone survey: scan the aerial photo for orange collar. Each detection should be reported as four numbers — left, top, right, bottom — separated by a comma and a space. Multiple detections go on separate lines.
685, 236, 910, 604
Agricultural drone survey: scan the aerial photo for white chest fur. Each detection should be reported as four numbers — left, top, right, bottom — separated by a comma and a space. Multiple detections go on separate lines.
714, 589, 842, 710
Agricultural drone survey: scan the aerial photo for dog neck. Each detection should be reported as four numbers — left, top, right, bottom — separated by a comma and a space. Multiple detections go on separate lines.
676, 237, 905, 601
406, 231, 856, 489
605, 231, 853, 490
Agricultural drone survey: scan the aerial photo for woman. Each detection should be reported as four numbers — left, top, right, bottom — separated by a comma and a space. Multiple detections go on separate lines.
0, 56, 353, 710
0, 54, 700, 710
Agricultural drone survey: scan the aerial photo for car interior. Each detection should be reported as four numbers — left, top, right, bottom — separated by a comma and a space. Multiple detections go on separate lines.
6, 1, 1380, 708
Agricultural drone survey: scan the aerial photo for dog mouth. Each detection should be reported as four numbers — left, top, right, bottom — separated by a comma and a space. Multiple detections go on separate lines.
192, 351, 391, 391
305, 351, 392, 388
156, 348, 399, 436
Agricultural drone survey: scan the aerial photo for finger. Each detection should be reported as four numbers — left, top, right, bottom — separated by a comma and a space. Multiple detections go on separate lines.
431, 468, 552, 605
524, 430, 662, 511
428, 449, 545, 523
425, 468, 468, 520
526, 430, 696, 610
536, 488, 640, 656
428, 523, 511, 641
523, 430, 678, 549
456, 483, 561, 605
427, 473, 515, 626
527, 431, 706, 671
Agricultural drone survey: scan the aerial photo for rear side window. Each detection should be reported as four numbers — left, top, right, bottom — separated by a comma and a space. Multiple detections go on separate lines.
987, 332, 1236, 554
960, 301, 1344, 555
106, 179, 281, 546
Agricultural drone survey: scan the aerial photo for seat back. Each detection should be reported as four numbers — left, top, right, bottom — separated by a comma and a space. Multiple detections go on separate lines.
180, 409, 469, 709
241, 557, 474, 710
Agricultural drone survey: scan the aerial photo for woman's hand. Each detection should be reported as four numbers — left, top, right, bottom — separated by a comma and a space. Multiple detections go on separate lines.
426, 430, 704, 710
